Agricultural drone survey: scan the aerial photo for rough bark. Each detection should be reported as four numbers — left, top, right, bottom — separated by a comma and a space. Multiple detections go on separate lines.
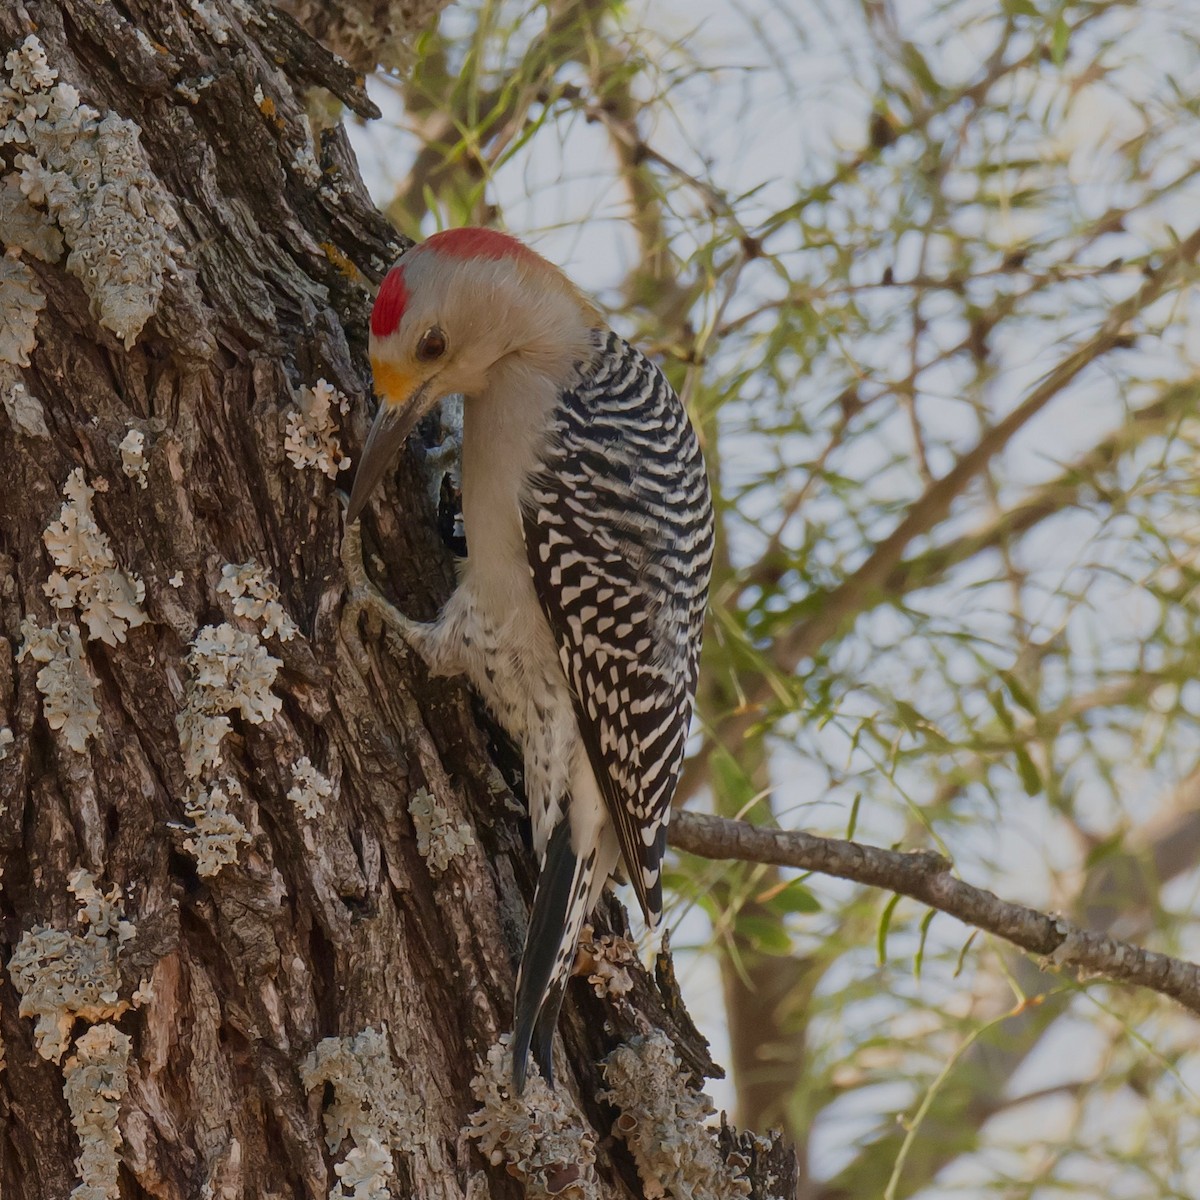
0, 3, 793, 1198
277, 0, 446, 74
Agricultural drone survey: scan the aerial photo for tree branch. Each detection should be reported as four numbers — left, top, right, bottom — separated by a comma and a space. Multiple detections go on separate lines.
669, 810, 1200, 1017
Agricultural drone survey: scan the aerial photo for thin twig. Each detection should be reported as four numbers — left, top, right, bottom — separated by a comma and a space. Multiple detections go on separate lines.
680, 222, 1200, 805
885, 374, 1200, 595
669, 809, 1200, 1016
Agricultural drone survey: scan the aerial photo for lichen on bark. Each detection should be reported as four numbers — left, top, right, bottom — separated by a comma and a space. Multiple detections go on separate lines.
0, 2, 795, 1197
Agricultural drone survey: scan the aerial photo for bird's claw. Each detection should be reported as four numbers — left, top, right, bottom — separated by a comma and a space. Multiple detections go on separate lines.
340, 520, 425, 657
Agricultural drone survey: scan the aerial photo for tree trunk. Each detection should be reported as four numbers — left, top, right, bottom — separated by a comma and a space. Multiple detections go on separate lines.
0, 3, 793, 1197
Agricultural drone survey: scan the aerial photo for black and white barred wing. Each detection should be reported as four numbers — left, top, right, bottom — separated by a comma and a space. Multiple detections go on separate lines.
521, 331, 714, 925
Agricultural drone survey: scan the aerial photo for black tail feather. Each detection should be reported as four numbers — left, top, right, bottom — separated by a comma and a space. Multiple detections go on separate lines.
512, 821, 577, 1094
531, 977, 567, 1086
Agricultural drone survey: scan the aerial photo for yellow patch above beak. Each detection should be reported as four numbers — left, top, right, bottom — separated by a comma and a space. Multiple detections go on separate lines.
370, 357, 420, 406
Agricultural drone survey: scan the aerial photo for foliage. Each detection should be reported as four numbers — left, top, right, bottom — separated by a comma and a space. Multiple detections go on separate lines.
351, 1, 1200, 1194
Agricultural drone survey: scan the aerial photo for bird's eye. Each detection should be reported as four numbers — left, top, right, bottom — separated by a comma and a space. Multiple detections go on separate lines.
417, 327, 448, 361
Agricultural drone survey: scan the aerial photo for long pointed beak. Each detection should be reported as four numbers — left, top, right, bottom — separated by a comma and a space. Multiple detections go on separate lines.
345, 380, 433, 524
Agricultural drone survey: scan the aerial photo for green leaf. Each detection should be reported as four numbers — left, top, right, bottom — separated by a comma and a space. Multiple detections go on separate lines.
892, 699, 928, 733
846, 792, 862, 842
737, 914, 794, 955
987, 688, 1016, 734
914, 909, 936, 981
954, 930, 979, 978
659, 869, 694, 895
710, 744, 761, 817
1013, 745, 1042, 796
877, 893, 902, 965
1000, 670, 1039, 718
1083, 830, 1127, 869
766, 878, 822, 915
1051, 13, 1070, 66
901, 43, 943, 99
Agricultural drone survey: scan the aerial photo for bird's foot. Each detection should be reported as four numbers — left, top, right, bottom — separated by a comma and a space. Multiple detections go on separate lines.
340, 519, 427, 659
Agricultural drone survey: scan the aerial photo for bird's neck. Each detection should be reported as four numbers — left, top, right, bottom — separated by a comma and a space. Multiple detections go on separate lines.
461, 356, 569, 488
458, 331, 600, 564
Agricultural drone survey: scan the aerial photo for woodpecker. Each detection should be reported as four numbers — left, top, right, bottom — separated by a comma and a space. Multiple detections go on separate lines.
346, 228, 714, 1091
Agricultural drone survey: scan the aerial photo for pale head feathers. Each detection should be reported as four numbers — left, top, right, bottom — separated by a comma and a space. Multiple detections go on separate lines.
368, 228, 600, 407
